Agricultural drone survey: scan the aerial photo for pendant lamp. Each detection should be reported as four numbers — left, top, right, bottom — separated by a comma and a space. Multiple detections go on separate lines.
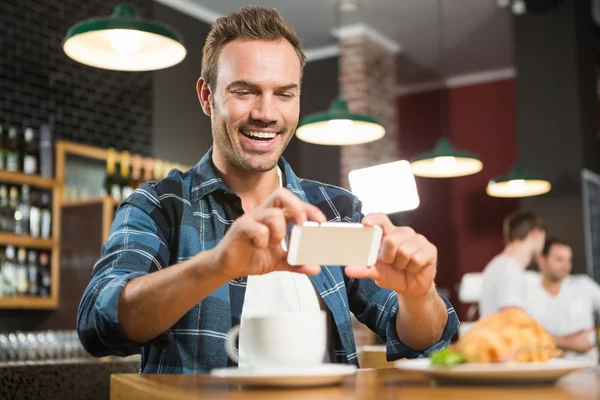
409, 0, 483, 178
295, 1, 386, 146
486, 165, 551, 198
296, 99, 385, 145
62, 3, 186, 71
411, 138, 483, 178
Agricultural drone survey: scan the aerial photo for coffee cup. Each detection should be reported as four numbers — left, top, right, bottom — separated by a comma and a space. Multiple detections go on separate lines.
225, 311, 327, 369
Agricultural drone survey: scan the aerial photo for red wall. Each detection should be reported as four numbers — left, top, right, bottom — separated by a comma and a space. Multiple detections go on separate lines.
397, 79, 520, 318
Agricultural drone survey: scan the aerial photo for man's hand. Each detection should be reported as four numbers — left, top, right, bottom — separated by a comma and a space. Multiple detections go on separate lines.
210, 187, 327, 280
345, 213, 447, 351
344, 213, 437, 297
556, 329, 596, 354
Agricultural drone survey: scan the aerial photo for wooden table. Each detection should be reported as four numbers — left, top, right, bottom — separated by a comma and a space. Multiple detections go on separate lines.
111, 367, 600, 400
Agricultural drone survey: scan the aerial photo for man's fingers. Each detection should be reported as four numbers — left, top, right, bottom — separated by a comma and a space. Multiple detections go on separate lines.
289, 264, 322, 276
362, 213, 395, 234
377, 227, 419, 268
344, 265, 380, 281
264, 188, 326, 224
237, 217, 270, 249
251, 208, 287, 245
273, 257, 321, 276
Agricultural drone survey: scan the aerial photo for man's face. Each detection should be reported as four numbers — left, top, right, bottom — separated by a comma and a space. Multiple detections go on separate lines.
539, 244, 572, 282
205, 39, 301, 172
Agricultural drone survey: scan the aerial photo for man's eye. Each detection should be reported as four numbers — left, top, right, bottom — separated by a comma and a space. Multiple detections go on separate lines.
234, 90, 251, 96
278, 93, 295, 99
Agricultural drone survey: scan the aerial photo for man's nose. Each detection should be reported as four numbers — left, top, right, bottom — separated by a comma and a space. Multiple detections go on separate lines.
250, 94, 277, 123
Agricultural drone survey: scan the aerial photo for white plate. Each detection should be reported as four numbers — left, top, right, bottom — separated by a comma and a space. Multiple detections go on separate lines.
395, 358, 596, 385
210, 364, 357, 388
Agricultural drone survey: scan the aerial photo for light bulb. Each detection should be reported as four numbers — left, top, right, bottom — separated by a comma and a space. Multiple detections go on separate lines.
433, 156, 457, 170
512, 0, 526, 14
507, 179, 527, 191
107, 29, 143, 55
328, 119, 354, 133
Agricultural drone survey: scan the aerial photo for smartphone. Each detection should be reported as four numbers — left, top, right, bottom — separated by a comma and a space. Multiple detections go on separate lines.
286, 222, 383, 266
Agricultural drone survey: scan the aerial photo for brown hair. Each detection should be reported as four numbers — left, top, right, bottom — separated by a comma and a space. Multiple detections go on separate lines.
201, 6, 306, 90
503, 211, 545, 243
542, 237, 571, 257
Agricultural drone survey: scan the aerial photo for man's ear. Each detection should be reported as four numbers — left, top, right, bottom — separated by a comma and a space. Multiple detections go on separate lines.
197, 77, 212, 117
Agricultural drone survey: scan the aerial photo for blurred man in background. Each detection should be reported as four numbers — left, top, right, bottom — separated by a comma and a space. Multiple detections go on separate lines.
527, 238, 600, 362
479, 212, 546, 318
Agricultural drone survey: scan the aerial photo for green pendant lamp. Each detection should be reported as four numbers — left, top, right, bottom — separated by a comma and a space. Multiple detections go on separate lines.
295, 1, 386, 146
486, 165, 551, 198
62, 3, 186, 71
295, 98, 386, 145
409, 0, 482, 178
410, 138, 483, 178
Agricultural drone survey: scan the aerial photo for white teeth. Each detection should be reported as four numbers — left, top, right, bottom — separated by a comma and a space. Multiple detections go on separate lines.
245, 131, 277, 139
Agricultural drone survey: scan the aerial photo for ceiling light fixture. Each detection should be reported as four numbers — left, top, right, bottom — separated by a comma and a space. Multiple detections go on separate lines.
410, 0, 483, 178
296, 0, 385, 146
486, 165, 551, 198
62, 3, 186, 71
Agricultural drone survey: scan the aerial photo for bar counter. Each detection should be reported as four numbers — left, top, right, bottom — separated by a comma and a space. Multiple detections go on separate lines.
1, 356, 139, 400
111, 367, 600, 400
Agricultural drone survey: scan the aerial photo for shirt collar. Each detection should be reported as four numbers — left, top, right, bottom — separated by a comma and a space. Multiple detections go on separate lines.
191, 147, 308, 203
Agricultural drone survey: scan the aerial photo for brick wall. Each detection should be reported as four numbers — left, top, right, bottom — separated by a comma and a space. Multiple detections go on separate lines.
339, 35, 398, 188
0, 0, 153, 156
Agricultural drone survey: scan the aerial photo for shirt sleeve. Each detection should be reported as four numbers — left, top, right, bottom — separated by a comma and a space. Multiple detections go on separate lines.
493, 262, 527, 310
345, 197, 459, 362
76, 184, 173, 357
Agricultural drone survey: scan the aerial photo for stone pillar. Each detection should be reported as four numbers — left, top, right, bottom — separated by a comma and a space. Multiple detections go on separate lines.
335, 25, 401, 348
336, 24, 401, 188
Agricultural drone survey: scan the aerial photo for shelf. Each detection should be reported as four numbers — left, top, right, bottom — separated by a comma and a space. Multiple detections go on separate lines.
0, 170, 57, 189
61, 196, 120, 208
55, 140, 107, 162
0, 296, 57, 310
0, 233, 54, 249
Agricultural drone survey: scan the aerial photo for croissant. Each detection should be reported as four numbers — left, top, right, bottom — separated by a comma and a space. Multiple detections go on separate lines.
456, 308, 559, 363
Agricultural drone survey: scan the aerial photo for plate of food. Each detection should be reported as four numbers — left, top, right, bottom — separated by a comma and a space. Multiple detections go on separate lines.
395, 309, 596, 385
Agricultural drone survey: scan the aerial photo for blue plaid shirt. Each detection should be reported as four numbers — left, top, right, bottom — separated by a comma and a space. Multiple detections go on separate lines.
77, 148, 459, 374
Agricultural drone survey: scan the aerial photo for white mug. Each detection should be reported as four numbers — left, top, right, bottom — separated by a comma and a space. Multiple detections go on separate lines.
225, 311, 327, 369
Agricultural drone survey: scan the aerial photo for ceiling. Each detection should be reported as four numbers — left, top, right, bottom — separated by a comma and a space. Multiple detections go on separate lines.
159, 0, 514, 86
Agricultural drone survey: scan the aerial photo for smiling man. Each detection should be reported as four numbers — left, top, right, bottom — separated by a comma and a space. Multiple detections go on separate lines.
77, 6, 458, 373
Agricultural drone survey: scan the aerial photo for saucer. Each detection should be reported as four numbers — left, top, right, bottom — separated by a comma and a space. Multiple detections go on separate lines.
209, 364, 357, 388
394, 357, 595, 385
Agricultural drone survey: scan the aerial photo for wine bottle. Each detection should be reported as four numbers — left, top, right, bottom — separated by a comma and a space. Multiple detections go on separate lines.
104, 148, 119, 201
0, 123, 5, 170
27, 250, 38, 296
120, 151, 133, 199
143, 158, 154, 183
16, 247, 28, 296
39, 124, 54, 178
29, 190, 41, 238
19, 185, 31, 236
40, 193, 51, 239
153, 160, 163, 181
130, 154, 143, 189
8, 186, 20, 234
5, 126, 20, 172
0, 184, 9, 232
38, 252, 50, 297
22, 127, 38, 175
2, 246, 16, 296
